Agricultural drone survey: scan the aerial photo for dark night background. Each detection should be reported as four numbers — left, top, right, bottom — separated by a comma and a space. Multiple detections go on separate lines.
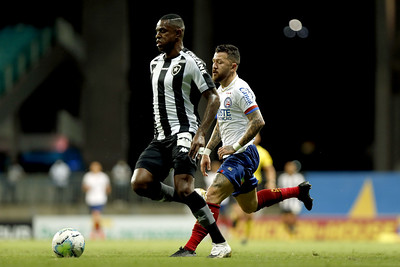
128, 0, 375, 171
0, 0, 377, 172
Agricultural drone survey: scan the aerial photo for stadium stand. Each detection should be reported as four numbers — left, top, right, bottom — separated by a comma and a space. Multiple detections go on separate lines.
0, 24, 53, 96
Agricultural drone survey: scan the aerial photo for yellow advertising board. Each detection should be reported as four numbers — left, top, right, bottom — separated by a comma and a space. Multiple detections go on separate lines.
229, 216, 400, 241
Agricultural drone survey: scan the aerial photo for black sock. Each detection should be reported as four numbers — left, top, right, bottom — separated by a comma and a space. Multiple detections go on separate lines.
159, 183, 183, 202
183, 192, 226, 244
146, 182, 182, 203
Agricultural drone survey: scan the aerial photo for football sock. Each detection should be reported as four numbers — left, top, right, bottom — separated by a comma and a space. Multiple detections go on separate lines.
183, 193, 225, 245
256, 186, 300, 211
146, 182, 183, 203
184, 203, 220, 252
158, 183, 183, 202
280, 186, 300, 199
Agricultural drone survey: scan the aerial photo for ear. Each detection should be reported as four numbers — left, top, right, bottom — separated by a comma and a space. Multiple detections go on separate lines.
176, 28, 183, 38
232, 62, 238, 72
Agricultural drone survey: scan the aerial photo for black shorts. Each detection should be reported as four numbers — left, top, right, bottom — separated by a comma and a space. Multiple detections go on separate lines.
135, 133, 197, 180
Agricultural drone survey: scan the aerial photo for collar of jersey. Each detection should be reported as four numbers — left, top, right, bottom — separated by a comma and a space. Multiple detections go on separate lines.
162, 50, 184, 61
221, 75, 239, 92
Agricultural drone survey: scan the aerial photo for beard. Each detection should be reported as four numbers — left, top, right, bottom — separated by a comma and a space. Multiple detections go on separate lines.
212, 72, 225, 84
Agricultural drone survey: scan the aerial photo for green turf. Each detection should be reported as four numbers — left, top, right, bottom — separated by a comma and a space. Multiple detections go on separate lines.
1, 239, 399, 267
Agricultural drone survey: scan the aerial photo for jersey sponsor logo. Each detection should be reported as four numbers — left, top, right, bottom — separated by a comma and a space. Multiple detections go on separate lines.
224, 97, 232, 108
185, 50, 207, 75
171, 65, 182, 76
217, 109, 232, 121
239, 87, 254, 105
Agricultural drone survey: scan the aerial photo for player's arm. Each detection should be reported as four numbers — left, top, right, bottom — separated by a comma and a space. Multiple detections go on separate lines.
106, 183, 112, 195
206, 121, 221, 151
82, 179, 89, 193
240, 109, 265, 147
264, 164, 277, 189
189, 88, 220, 159
200, 122, 221, 176
217, 109, 265, 159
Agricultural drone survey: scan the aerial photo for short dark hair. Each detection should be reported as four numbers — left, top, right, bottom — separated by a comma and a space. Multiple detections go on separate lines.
159, 14, 185, 31
215, 44, 240, 65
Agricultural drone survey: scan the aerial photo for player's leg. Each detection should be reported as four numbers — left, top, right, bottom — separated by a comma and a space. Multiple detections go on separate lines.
206, 173, 235, 204
172, 173, 234, 257
131, 167, 181, 201
131, 139, 181, 202
131, 168, 158, 198
90, 207, 105, 240
173, 174, 230, 257
172, 142, 230, 258
256, 181, 313, 211
234, 188, 258, 213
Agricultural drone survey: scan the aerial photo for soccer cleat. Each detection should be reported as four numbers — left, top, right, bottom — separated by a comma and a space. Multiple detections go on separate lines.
298, 181, 313, 211
207, 242, 232, 258
170, 247, 197, 257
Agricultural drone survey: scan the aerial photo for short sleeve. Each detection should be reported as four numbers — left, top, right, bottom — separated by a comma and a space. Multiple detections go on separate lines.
235, 87, 259, 115
185, 50, 215, 93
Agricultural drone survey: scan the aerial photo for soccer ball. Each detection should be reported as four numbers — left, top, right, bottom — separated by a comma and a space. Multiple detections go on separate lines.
52, 228, 85, 257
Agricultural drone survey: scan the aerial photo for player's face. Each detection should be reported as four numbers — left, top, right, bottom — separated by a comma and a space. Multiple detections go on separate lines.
155, 20, 177, 53
212, 52, 234, 84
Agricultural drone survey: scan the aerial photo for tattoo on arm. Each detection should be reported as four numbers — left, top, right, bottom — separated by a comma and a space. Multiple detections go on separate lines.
239, 110, 265, 146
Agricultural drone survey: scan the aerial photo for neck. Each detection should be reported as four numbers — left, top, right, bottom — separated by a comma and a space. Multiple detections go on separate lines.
220, 73, 237, 88
165, 42, 183, 59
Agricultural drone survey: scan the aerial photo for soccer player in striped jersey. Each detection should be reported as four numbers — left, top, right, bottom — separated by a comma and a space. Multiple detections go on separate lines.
171, 44, 313, 257
131, 14, 230, 257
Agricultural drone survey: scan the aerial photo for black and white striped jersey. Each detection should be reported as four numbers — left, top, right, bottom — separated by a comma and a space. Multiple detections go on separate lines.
150, 48, 215, 140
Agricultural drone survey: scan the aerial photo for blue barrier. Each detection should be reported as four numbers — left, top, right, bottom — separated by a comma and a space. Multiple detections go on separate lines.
303, 171, 400, 216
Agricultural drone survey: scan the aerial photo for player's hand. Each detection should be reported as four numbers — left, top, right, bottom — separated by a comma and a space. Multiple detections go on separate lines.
217, 145, 235, 160
189, 132, 206, 159
200, 154, 211, 176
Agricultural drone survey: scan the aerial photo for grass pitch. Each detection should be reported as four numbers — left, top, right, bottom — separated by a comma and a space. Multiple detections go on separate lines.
1, 239, 399, 267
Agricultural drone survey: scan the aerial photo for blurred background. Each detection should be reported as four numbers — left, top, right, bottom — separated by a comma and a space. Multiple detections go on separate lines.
0, 0, 399, 241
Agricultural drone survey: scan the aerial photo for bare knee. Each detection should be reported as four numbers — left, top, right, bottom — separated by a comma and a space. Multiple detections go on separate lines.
206, 185, 230, 205
240, 205, 255, 214
236, 199, 258, 214
131, 169, 153, 194
205, 173, 234, 204
174, 174, 194, 199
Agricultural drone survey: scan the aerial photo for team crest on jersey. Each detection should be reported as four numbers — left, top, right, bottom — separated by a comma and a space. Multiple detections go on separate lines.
224, 97, 232, 108
171, 65, 182, 76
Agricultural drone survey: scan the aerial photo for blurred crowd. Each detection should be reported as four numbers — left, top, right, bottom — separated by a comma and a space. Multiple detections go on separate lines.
0, 159, 132, 206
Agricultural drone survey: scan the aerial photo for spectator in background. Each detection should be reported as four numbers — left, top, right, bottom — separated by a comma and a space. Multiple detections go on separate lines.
49, 159, 71, 203
278, 160, 306, 238
3, 159, 24, 203
111, 160, 132, 202
253, 133, 276, 189
82, 161, 111, 240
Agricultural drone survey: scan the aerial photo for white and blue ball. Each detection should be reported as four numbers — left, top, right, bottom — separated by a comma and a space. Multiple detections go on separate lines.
52, 228, 85, 258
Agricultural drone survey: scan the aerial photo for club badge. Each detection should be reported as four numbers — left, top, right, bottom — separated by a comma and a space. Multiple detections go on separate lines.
171, 65, 181, 76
